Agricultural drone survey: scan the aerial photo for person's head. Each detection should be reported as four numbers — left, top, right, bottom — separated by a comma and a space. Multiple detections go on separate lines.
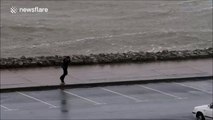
65, 56, 70, 60
65, 56, 70, 59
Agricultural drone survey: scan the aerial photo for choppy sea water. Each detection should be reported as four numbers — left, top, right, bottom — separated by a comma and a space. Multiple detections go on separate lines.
1, 0, 212, 58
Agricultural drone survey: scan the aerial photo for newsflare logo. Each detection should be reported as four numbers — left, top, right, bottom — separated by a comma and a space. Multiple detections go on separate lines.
10, 6, 48, 14
10, 6, 18, 14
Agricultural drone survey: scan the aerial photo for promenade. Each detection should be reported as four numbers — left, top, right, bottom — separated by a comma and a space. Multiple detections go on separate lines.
1, 59, 212, 92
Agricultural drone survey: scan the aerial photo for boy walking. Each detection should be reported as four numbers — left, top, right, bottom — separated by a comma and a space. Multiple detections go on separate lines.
60, 56, 71, 85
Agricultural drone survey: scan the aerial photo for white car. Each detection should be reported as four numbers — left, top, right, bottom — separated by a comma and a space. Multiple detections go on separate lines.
192, 103, 213, 120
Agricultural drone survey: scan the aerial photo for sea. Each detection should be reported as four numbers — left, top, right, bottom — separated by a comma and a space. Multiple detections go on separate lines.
1, 0, 212, 58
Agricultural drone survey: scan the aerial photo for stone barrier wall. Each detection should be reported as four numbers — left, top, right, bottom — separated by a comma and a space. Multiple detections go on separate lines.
0, 48, 212, 69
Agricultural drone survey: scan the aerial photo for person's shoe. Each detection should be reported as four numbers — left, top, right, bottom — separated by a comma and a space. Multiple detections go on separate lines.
60, 82, 65, 86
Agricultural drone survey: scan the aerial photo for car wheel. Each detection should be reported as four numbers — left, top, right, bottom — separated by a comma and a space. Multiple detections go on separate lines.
196, 113, 205, 120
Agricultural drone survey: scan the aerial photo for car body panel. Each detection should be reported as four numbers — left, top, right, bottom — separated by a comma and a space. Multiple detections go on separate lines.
192, 103, 213, 120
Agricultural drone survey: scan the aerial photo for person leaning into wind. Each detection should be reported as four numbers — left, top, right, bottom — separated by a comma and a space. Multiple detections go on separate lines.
60, 56, 71, 85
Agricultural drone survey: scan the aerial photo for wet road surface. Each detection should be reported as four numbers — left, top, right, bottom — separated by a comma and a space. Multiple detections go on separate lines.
1, 79, 212, 120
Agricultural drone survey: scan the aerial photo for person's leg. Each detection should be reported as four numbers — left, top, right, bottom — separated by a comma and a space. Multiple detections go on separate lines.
60, 69, 66, 83
60, 68, 68, 84
64, 69, 68, 78
60, 75, 65, 83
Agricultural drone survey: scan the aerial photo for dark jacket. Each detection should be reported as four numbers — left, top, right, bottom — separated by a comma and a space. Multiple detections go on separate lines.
61, 57, 70, 69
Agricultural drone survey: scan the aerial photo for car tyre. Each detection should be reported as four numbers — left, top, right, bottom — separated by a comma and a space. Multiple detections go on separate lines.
196, 112, 205, 120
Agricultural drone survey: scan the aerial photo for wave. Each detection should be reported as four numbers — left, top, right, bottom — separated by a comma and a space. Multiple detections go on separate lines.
2, 29, 212, 51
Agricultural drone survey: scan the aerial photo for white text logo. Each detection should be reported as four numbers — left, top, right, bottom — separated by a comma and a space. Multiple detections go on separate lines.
10, 6, 48, 14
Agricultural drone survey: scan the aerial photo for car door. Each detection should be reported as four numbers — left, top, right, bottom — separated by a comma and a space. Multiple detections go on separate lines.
204, 104, 213, 120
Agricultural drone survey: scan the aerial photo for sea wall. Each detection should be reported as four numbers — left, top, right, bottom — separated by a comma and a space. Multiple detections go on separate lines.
1, 48, 212, 69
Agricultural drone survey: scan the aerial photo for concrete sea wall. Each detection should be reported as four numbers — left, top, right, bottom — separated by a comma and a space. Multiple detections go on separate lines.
0, 48, 212, 69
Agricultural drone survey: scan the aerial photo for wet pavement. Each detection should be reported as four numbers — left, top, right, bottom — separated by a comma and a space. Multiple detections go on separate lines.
1, 79, 212, 120
1, 59, 212, 90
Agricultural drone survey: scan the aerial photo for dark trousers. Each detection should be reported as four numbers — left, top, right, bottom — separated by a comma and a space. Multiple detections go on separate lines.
60, 68, 68, 83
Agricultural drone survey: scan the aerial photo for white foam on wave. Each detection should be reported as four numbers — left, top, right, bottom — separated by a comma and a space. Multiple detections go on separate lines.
29, 43, 50, 48
54, 32, 146, 45
148, 46, 163, 53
